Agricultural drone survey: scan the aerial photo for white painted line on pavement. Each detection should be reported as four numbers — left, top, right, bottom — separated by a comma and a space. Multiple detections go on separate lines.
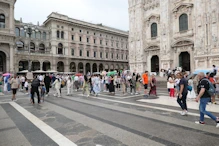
81, 96, 205, 118
9, 102, 77, 146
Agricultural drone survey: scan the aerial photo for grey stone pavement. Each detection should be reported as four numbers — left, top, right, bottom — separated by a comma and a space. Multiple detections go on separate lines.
0, 83, 219, 146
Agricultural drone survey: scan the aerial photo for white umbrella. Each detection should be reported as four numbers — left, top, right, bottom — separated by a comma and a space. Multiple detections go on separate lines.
46, 70, 58, 73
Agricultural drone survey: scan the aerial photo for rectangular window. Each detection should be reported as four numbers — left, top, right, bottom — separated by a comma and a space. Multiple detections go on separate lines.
94, 39, 96, 44
94, 51, 96, 58
121, 54, 123, 60
111, 42, 113, 47
80, 30, 82, 33
72, 28, 74, 31
72, 48, 74, 56
116, 43, 118, 47
117, 54, 119, 59
112, 53, 113, 59
80, 36, 82, 42
106, 42, 108, 46
100, 52, 102, 58
100, 40, 102, 45
80, 50, 82, 56
72, 35, 74, 40
87, 38, 89, 43
106, 52, 108, 58
126, 55, 128, 60
94, 33, 96, 35
87, 51, 89, 57
87, 31, 89, 34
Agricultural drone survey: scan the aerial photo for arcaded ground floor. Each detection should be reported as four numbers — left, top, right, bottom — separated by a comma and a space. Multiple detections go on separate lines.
0, 52, 129, 74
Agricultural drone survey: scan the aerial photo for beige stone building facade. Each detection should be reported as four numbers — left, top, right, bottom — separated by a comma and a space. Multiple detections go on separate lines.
128, 0, 219, 74
0, 0, 129, 74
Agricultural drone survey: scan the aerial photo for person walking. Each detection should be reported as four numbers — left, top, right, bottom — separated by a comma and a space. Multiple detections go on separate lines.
109, 75, 115, 95
74, 75, 79, 91
53, 78, 61, 97
24, 78, 29, 94
82, 75, 90, 97
9, 74, 19, 101
30, 76, 41, 104
176, 72, 188, 116
130, 73, 137, 95
93, 75, 100, 96
195, 72, 219, 127
187, 77, 196, 99
136, 73, 141, 94
44, 74, 51, 97
67, 77, 73, 96
149, 74, 157, 96
142, 71, 149, 97
209, 73, 217, 104
20, 75, 25, 90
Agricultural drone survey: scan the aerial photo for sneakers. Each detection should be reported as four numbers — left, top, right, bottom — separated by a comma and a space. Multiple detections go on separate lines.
180, 111, 188, 116
195, 121, 205, 125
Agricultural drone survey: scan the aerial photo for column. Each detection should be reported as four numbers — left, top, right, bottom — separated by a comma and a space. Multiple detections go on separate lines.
91, 63, 93, 73
40, 62, 43, 70
10, 5, 14, 34
83, 63, 86, 75
10, 44, 14, 73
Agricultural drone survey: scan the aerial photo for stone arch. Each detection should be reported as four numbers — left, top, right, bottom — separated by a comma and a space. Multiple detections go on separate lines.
70, 62, 76, 72
0, 51, 6, 72
43, 61, 51, 71
99, 63, 103, 72
92, 63, 97, 72
78, 62, 84, 73
86, 63, 91, 74
32, 60, 40, 71
57, 61, 64, 72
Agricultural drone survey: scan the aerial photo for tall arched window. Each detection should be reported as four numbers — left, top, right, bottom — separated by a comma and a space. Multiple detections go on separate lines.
43, 32, 46, 40
31, 31, 36, 39
39, 44, 45, 53
30, 42, 35, 52
0, 14, 5, 28
36, 31, 41, 39
20, 29, 26, 37
16, 41, 24, 50
57, 31, 60, 38
15, 27, 20, 37
58, 43, 63, 55
179, 14, 188, 31
151, 23, 157, 38
61, 31, 64, 39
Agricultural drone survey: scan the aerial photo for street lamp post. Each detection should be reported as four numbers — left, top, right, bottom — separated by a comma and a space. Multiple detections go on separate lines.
21, 24, 38, 72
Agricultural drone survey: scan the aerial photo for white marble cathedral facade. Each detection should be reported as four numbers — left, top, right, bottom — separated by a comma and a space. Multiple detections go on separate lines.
128, 0, 219, 73
0, 0, 129, 74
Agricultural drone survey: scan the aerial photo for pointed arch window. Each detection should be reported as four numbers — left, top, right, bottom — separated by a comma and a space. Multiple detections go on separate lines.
179, 14, 188, 31
0, 14, 5, 28
151, 23, 157, 38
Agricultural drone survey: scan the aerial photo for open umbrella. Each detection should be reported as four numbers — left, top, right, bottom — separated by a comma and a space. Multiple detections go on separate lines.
75, 73, 83, 76
107, 71, 117, 76
3, 73, 11, 77
93, 72, 101, 75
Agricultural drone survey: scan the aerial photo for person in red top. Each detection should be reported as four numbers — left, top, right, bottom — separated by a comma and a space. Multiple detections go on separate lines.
142, 71, 149, 97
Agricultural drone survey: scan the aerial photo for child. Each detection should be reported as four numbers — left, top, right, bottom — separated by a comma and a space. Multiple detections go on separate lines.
40, 83, 46, 102
24, 79, 29, 94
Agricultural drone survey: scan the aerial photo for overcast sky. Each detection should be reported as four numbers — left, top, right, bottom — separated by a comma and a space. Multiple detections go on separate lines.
14, 0, 129, 31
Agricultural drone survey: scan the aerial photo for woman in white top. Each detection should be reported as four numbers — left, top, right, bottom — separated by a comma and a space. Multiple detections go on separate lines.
66, 77, 73, 96
93, 75, 100, 96
53, 78, 61, 97
187, 77, 196, 99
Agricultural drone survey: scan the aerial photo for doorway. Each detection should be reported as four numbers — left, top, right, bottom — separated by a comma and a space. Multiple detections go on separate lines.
179, 52, 190, 71
151, 55, 159, 73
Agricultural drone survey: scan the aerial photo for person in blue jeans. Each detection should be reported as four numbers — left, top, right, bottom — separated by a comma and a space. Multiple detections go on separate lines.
177, 72, 188, 116
195, 72, 219, 127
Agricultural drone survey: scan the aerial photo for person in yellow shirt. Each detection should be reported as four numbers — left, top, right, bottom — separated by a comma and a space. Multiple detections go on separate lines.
142, 71, 149, 97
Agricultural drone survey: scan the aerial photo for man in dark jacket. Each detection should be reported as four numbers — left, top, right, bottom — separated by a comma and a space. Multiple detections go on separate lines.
31, 76, 40, 104
44, 74, 51, 96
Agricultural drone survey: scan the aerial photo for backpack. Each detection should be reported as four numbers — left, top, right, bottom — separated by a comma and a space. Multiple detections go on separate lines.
202, 78, 216, 96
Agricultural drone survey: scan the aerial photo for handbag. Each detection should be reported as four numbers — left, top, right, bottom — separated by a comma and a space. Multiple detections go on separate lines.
187, 85, 192, 91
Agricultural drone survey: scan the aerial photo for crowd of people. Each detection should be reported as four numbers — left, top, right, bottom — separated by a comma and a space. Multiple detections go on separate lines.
1, 67, 219, 128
